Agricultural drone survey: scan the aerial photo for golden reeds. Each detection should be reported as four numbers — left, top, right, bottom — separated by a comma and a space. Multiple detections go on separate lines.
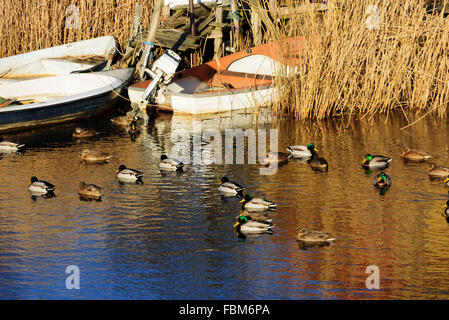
0, 0, 154, 58
244, 0, 449, 121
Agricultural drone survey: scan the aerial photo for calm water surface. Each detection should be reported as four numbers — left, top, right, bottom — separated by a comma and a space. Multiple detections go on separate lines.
1, 104, 449, 299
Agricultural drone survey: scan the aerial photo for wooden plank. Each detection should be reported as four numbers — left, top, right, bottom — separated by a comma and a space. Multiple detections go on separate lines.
137, 0, 164, 79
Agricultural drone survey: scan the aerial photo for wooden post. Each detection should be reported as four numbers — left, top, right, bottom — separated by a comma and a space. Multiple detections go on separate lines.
137, 0, 163, 80
214, 6, 223, 59
230, 0, 239, 50
189, 0, 196, 36
251, 7, 261, 45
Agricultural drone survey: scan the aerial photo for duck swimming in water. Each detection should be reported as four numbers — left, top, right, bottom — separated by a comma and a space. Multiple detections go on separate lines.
240, 194, 277, 212
307, 143, 328, 172
373, 172, 392, 189
72, 128, 99, 139
28, 176, 55, 195
296, 228, 335, 244
286, 145, 312, 158
77, 182, 103, 199
400, 149, 431, 162
80, 149, 112, 164
233, 216, 273, 235
218, 177, 245, 197
427, 163, 449, 179
362, 154, 392, 169
117, 164, 144, 182
159, 155, 184, 171
0, 137, 25, 152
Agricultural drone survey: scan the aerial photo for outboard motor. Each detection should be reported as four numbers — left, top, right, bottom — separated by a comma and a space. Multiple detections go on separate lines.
141, 49, 182, 103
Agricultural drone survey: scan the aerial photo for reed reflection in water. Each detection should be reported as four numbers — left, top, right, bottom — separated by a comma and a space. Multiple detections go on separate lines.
1, 106, 449, 299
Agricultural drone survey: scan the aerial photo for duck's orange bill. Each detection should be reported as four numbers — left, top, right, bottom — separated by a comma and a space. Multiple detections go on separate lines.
445, 178, 449, 183
377, 177, 383, 182
362, 159, 367, 164
239, 199, 245, 203
314, 148, 318, 152
233, 222, 240, 228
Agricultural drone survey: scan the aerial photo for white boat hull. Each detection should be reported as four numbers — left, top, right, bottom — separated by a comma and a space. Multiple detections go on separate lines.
0, 68, 134, 133
128, 84, 277, 114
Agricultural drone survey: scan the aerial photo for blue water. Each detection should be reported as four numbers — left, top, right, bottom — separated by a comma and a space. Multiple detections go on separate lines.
1, 107, 449, 299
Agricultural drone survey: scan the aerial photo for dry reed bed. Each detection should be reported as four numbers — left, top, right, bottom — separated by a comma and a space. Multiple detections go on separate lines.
245, 0, 449, 121
0, 0, 154, 58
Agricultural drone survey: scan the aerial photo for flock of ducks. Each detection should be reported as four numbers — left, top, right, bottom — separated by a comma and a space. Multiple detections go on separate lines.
220, 143, 335, 246
3, 119, 449, 245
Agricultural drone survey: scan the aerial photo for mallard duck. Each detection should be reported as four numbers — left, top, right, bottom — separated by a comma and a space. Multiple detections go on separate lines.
400, 149, 431, 162
28, 176, 55, 194
80, 149, 112, 164
237, 210, 273, 224
72, 128, 99, 138
443, 200, 449, 219
117, 164, 144, 182
111, 114, 133, 127
260, 152, 289, 167
77, 182, 103, 199
427, 163, 449, 178
159, 155, 184, 171
361, 154, 392, 169
233, 216, 273, 234
286, 145, 312, 158
240, 194, 277, 212
373, 171, 392, 188
0, 137, 25, 152
296, 228, 335, 244
127, 120, 140, 135
307, 144, 328, 172
218, 177, 245, 196
445, 176, 449, 187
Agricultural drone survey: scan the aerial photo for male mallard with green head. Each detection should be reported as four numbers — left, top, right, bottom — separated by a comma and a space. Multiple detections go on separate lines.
233, 216, 273, 234
237, 210, 273, 225
127, 120, 140, 135
373, 172, 392, 188
307, 143, 328, 172
362, 154, 392, 169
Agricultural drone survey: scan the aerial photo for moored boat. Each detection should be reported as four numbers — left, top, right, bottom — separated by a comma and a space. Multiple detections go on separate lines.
0, 36, 117, 85
128, 36, 307, 114
0, 68, 134, 133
